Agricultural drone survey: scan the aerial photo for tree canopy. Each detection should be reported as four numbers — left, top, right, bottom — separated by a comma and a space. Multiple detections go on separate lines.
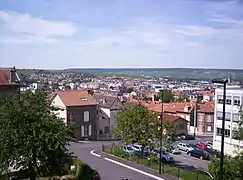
0, 90, 73, 179
114, 104, 177, 151
114, 104, 157, 149
157, 90, 174, 103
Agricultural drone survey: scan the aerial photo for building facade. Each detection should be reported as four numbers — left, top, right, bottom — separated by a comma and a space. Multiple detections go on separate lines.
50, 90, 98, 141
0, 67, 20, 100
213, 87, 243, 156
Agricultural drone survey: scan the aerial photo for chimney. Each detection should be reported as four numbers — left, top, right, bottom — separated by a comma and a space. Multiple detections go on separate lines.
9, 66, 16, 83
184, 105, 189, 112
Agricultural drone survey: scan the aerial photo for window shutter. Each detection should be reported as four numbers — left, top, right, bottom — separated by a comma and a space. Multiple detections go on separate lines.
89, 125, 92, 136
81, 126, 84, 137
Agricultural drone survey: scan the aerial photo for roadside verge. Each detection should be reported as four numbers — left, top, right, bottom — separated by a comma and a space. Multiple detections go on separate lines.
99, 151, 178, 180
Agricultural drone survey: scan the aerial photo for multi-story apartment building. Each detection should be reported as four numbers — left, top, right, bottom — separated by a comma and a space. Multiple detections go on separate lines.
213, 87, 243, 156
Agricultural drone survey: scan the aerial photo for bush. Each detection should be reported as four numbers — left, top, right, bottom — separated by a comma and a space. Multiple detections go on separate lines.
69, 158, 100, 180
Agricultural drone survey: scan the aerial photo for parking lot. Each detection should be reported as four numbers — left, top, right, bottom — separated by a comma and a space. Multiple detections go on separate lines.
170, 136, 213, 171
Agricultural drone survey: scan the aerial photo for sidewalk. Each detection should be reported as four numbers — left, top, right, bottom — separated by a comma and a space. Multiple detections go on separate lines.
98, 150, 178, 180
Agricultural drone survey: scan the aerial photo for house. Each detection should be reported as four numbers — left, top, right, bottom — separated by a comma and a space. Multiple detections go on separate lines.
197, 102, 214, 136
139, 101, 196, 134
162, 114, 188, 135
93, 94, 123, 140
0, 67, 20, 100
50, 90, 98, 141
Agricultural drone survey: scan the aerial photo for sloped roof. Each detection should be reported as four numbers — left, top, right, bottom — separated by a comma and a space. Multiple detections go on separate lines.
56, 90, 98, 107
93, 94, 122, 109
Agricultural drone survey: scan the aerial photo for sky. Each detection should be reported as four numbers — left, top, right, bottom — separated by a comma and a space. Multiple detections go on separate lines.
0, 0, 243, 69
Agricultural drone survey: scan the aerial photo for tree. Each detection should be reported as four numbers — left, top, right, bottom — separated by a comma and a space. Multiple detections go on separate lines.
176, 94, 189, 102
157, 90, 174, 103
0, 91, 73, 179
208, 109, 243, 179
114, 104, 157, 154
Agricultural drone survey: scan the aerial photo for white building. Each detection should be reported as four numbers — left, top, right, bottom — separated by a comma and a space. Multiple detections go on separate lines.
213, 87, 243, 156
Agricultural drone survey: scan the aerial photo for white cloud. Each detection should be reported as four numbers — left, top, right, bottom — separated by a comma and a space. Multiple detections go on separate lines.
0, 11, 77, 44
173, 25, 218, 36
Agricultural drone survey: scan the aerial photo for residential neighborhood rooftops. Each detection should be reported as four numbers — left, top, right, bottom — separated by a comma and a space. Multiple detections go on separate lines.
197, 102, 214, 114
162, 114, 187, 122
93, 94, 121, 109
56, 90, 98, 107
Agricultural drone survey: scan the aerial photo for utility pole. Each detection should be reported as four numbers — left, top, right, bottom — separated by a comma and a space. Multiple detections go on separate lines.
193, 99, 197, 137
159, 90, 164, 174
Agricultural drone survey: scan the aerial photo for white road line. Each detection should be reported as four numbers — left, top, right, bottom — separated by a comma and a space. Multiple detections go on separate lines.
90, 150, 102, 158
104, 157, 165, 180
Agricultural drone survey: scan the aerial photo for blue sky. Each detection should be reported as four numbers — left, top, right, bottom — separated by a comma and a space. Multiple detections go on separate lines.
0, 0, 243, 69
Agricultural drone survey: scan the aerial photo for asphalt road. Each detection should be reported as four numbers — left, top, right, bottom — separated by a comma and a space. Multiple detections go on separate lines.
67, 137, 211, 179
68, 142, 170, 180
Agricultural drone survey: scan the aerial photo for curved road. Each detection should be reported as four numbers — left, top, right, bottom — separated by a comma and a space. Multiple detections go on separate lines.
68, 142, 173, 180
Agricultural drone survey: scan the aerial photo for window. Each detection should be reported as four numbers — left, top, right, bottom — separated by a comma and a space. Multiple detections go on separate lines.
216, 128, 222, 136
206, 115, 212, 122
216, 128, 230, 137
207, 126, 212, 132
233, 113, 240, 122
218, 95, 223, 104
232, 130, 240, 140
226, 96, 232, 105
84, 111, 89, 122
225, 112, 231, 121
69, 112, 75, 122
225, 129, 230, 137
84, 125, 89, 136
233, 96, 241, 106
217, 111, 223, 120
89, 125, 92, 136
104, 126, 109, 133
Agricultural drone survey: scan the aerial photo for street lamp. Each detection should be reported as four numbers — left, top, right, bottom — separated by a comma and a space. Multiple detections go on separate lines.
158, 90, 164, 174
212, 78, 228, 180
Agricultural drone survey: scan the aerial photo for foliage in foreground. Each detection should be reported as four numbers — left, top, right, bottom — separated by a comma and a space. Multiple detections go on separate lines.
208, 109, 243, 180
114, 105, 157, 151
0, 91, 73, 179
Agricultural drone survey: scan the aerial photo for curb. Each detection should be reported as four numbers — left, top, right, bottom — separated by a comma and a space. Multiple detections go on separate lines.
101, 151, 178, 180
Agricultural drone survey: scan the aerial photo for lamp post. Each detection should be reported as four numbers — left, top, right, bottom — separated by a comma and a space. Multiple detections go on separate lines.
212, 78, 228, 180
159, 90, 164, 174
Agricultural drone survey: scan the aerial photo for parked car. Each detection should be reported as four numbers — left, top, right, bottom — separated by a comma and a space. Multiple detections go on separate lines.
179, 134, 195, 140
205, 141, 213, 149
123, 145, 135, 154
167, 146, 181, 155
177, 143, 195, 152
196, 142, 207, 150
187, 148, 210, 160
204, 148, 220, 158
155, 150, 174, 163
132, 144, 142, 152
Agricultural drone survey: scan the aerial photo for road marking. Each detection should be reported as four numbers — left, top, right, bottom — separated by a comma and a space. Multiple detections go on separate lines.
90, 150, 102, 158
104, 157, 165, 180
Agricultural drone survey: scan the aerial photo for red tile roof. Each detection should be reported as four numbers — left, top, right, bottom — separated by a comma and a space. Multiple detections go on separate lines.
127, 100, 195, 114
163, 114, 187, 122
55, 90, 98, 107
0, 70, 10, 85
197, 101, 214, 114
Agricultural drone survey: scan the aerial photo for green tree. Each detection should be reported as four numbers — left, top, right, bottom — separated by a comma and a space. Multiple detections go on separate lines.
158, 90, 174, 103
208, 155, 237, 180
114, 104, 157, 153
0, 90, 73, 179
176, 94, 189, 102
208, 109, 243, 180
